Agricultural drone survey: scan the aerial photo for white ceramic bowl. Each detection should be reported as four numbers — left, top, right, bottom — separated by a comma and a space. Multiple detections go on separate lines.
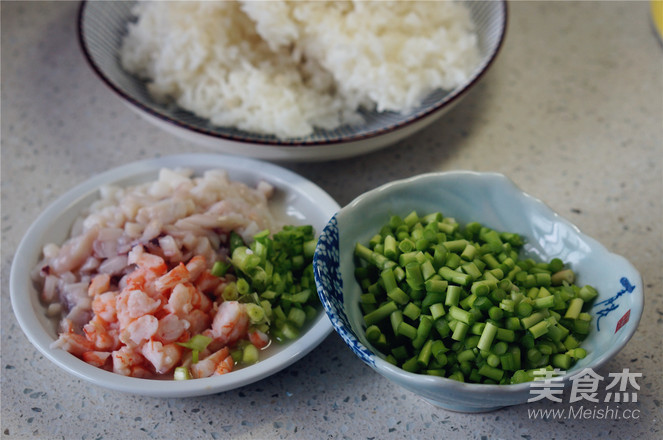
10, 154, 339, 397
313, 171, 643, 412
77, 1, 507, 162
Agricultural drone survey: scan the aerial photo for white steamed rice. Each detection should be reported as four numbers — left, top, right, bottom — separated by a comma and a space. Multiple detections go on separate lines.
119, 0, 480, 139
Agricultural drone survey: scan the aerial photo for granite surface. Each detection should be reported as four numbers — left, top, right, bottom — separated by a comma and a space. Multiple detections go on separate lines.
1, 1, 661, 439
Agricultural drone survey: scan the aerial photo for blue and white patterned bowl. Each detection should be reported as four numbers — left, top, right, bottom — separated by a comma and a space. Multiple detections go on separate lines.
77, 1, 506, 162
313, 171, 643, 412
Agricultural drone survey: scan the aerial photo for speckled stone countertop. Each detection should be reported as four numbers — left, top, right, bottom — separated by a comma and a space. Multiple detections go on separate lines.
2, 1, 661, 439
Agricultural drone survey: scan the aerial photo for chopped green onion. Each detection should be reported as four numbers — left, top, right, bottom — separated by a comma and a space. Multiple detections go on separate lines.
174, 367, 192, 381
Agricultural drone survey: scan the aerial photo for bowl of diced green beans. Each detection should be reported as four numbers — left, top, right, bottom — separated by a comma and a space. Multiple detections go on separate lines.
313, 171, 643, 412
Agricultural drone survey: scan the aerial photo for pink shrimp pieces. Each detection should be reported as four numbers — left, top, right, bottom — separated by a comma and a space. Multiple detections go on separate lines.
91, 291, 118, 323
83, 315, 120, 351
207, 301, 249, 346
155, 262, 191, 292
112, 346, 151, 378
58, 249, 242, 379
82, 351, 112, 368
190, 347, 233, 378
248, 329, 270, 350
140, 339, 183, 375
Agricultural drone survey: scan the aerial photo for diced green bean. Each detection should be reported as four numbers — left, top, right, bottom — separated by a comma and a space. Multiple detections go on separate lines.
413, 316, 433, 349
451, 321, 469, 341
496, 327, 516, 342
422, 292, 444, 309
488, 306, 504, 321
354, 211, 598, 384
398, 322, 418, 340
405, 262, 425, 290
434, 318, 451, 338
472, 296, 492, 312
364, 301, 398, 326
403, 302, 421, 321
429, 303, 446, 320
533, 295, 555, 310
573, 318, 591, 335
578, 285, 598, 302
477, 322, 498, 351
552, 353, 572, 370
529, 320, 549, 339
564, 297, 584, 320
459, 293, 477, 310
443, 239, 468, 253
471, 322, 486, 336
387, 287, 410, 305
461, 244, 478, 261
445, 285, 462, 306
516, 301, 533, 317
366, 325, 382, 343
478, 364, 504, 381
445, 253, 462, 269
381, 268, 398, 294
457, 349, 476, 362
439, 267, 472, 286
449, 306, 473, 325
471, 280, 491, 297
521, 311, 546, 330
402, 356, 420, 373
391, 345, 408, 361
417, 339, 434, 367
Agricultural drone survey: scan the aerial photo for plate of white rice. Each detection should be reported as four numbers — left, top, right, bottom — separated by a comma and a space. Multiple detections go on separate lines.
78, 1, 507, 161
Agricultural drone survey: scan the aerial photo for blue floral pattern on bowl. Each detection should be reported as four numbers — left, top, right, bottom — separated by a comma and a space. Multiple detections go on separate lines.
314, 214, 376, 367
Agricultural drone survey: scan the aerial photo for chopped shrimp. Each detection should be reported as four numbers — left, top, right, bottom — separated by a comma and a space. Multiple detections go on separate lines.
51, 332, 96, 356
214, 354, 235, 375
112, 346, 150, 377
208, 301, 249, 345
128, 245, 167, 275
164, 282, 195, 316
123, 265, 164, 298
184, 309, 212, 336
155, 262, 190, 292
190, 347, 231, 379
83, 315, 120, 351
124, 246, 167, 296
191, 285, 212, 312
156, 313, 190, 343
115, 289, 161, 328
119, 315, 158, 347
185, 255, 207, 281
88, 273, 110, 297
82, 351, 112, 368
140, 339, 182, 374
194, 271, 223, 294
91, 291, 118, 323
249, 329, 270, 350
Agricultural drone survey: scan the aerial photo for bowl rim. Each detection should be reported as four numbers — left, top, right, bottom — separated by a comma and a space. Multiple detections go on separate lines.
9, 153, 339, 397
76, 0, 508, 148
317, 170, 644, 394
